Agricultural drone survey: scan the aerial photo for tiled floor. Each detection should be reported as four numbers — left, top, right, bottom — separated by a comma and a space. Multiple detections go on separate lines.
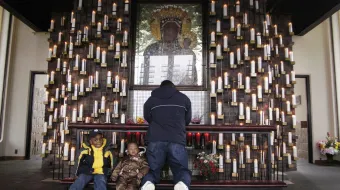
0, 159, 339, 190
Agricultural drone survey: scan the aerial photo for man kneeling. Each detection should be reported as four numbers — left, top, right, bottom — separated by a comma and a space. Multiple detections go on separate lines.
141, 80, 192, 190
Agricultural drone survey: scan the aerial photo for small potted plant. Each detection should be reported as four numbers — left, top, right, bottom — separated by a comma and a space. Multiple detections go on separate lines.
194, 152, 219, 180
316, 132, 340, 162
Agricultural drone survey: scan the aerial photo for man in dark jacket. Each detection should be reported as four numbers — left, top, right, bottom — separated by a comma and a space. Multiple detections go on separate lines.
141, 80, 192, 190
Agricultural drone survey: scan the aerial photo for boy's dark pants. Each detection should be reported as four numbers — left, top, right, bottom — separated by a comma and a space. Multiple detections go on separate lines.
69, 174, 107, 190
141, 142, 191, 187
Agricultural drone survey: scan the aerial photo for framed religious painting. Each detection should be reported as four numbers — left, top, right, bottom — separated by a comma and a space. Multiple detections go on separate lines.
132, 3, 205, 89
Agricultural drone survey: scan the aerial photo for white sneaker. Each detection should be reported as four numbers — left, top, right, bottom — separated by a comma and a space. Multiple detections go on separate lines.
174, 181, 189, 190
141, 181, 155, 190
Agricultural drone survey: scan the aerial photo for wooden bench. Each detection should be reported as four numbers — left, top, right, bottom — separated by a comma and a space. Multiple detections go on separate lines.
60, 178, 287, 190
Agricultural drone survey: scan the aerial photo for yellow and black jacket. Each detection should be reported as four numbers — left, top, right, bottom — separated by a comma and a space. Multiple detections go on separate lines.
75, 138, 115, 176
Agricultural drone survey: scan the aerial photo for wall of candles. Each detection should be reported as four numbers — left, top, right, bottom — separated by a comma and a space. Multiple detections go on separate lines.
207, 0, 297, 173
42, 0, 131, 174
41, 0, 297, 182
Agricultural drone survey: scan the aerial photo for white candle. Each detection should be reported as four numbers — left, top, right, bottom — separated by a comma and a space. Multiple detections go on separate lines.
219, 155, 223, 169
269, 108, 273, 121
47, 48, 52, 59
258, 57, 262, 71
60, 130, 65, 143
257, 85, 262, 99
89, 76, 93, 88
97, 0, 102, 11
95, 71, 99, 85
216, 44, 222, 57
65, 117, 69, 130
224, 72, 229, 86
226, 145, 230, 159
250, 28, 255, 41
288, 22, 293, 33
96, 47, 100, 60
230, 16, 235, 29
289, 51, 294, 62
110, 35, 115, 46
223, 4, 227, 16
237, 24, 241, 36
286, 74, 290, 85
216, 77, 222, 90
94, 100, 98, 114
243, 13, 248, 25
106, 109, 110, 123
276, 108, 280, 121
97, 22, 101, 34
211, 0, 215, 12
54, 108, 58, 120
74, 84, 78, 97
246, 106, 250, 120
252, 94, 257, 108
211, 114, 215, 125
116, 43, 120, 55
117, 19, 122, 31
281, 111, 285, 123
50, 98, 54, 109
102, 51, 106, 63
223, 35, 228, 49
238, 73, 242, 87
72, 108, 77, 122
72, 18, 76, 29
52, 45, 57, 56
112, 3, 117, 15
107, 71, 112, 84
42, 143, 46, 154
79, 104, 83, 118
121, 113, 126, 124
285, 48, 289, 59
282, 88, 285, 99
124, 0, 129, 12
283, 142, 287, 154
212, 140, 216, 154
50, 19, 54, 30
50, 71, 55, 82
287, 101, 291, 112
123, 31, 128, 43
254, 159, 258, 173
279, 35, 283, 46
291, 71, 296, 83
264, 77, 269, 91
211, 32, 215, 44
120, 139, 125, 153
237, 48, 241, 63
260, 111, 263, 125
250, 0, 254, 6
251, 60, 256, 74
230, 52, 234, 66
246, 145, 250, 159
92, 11, 96, 23
252, 134, 257, 146
255, 0, 259, 10
233, 159, 237, 173
293, 146, 297, 157
232, 133, 236, 142
64, 143, 69, 157
218, 133, 223, 145
292, 115, 297, 126
271, 153, 275, 164
256, 33, 261, 46
232, 89, 237, 102
288, 132, 292, 144
112, 132, 117, 144
217, 102, 222, 115
114, 75, 120, 90
101, 96, 106, 110
104, 15, 108, 28
70, 147, 75, 162
58, 32, 62, 43
48, 139, 52, 151
271, 131, 274, 145
122, 80, 127, 94
268, 70, 272, 84
209, 52, 214, 64
245, 77, 250, 91
216, 20, 221, 32
239, 103, 244, 116
244, 44, 249, 57
211, 80, 216, 94
114, 101, 119, 115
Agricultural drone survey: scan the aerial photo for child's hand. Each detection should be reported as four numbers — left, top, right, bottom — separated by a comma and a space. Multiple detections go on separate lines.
137, 173, 144, 179
111, 176, 117, 182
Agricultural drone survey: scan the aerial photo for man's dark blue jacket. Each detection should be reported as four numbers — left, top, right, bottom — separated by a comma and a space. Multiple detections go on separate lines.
143, 86, 192, 146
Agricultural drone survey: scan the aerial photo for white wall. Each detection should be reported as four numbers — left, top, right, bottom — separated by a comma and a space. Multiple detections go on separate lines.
293, 19, 337, 162
0, 17, 48, 157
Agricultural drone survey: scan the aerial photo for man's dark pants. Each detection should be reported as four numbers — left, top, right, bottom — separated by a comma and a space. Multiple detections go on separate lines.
141, 141, 191, 188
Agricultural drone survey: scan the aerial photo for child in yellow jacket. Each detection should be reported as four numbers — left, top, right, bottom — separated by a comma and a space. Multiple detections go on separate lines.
70, 129, 114, 190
